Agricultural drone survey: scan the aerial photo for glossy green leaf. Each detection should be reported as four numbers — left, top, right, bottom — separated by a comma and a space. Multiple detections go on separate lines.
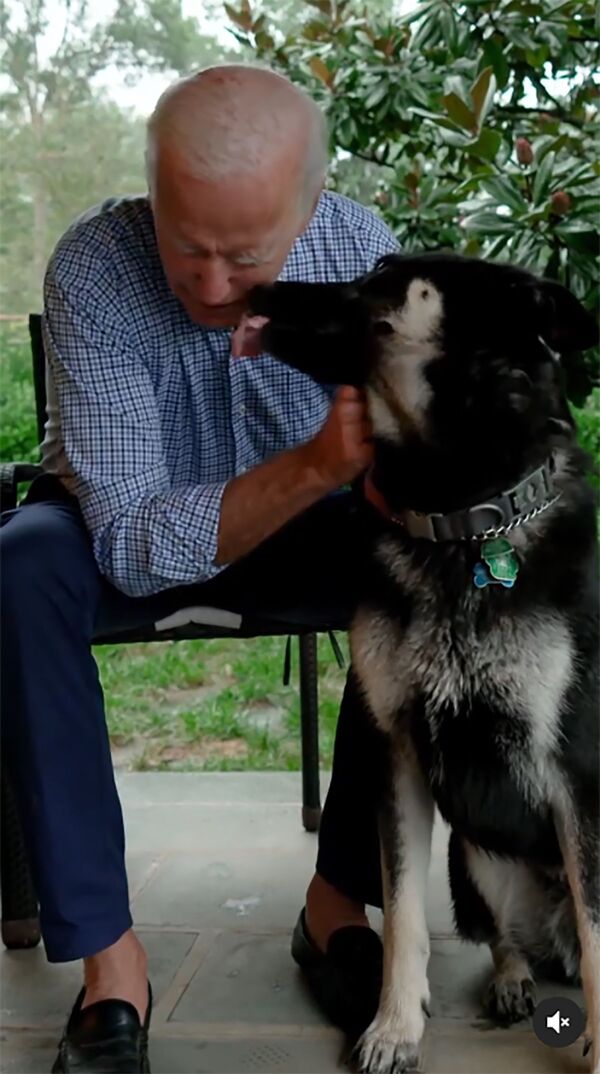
482, 36, 510, 89
554, 226, 599, 255
481, 175, 529, 212
532, 150, 556, 204
471, 66, 496, 126
485, 234, 512, 259
467, 127, 503, 160
440, 6, 458, 51
364, 82, 389, 110
409, 13, 441, 51
438, 127, 471, 148
555, 219, 598, 235
443, 92, 476, 131
411, 106, 464, 132
463, 211, 515, 233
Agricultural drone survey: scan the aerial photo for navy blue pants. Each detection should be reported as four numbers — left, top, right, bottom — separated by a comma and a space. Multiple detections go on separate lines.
1, 476, 386, 962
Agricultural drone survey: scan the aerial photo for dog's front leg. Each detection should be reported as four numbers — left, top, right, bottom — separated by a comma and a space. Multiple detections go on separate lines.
357, 734, 434, 1074
554, 789, 600, 1074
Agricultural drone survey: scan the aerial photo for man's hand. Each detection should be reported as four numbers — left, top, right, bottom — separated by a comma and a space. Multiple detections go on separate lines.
303, 386, 374, 490
215, 386, 373, 566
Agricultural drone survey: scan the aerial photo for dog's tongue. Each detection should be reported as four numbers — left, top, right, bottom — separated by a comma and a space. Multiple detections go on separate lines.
231, 313, 270, 358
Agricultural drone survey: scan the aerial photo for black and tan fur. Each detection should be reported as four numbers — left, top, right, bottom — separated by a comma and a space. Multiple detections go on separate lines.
249, 253, 599, 1074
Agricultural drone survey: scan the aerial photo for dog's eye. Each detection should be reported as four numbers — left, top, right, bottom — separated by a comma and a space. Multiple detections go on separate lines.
374, 320, 394, 336
421, 288, 430, 300
373, 255, 394, 273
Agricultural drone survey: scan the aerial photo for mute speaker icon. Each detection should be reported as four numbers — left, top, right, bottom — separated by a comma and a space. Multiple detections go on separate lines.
546, 1010, 564, 1034
533, 997, 585, 1048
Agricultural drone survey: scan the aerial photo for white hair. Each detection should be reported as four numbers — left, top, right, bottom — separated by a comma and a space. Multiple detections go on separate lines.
146, 65, 329, 215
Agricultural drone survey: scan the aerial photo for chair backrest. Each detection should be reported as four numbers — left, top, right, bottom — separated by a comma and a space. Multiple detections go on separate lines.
28, 314, 47, 446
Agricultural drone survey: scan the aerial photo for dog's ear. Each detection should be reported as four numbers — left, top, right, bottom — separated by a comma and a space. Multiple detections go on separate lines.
533, 281, 599, 404
534, 279, 598, 353
505, 277, 598, 404
249, 281, 370, 387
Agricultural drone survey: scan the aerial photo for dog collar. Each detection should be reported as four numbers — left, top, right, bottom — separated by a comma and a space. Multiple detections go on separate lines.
363, 457, 560, 543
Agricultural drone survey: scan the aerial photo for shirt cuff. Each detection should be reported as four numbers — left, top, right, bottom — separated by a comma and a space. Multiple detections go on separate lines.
164, 480, 229, 582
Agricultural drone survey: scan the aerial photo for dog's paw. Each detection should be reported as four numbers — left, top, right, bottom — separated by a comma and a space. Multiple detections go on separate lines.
354, 1032, 420, 1074
353, 1006, 426, 1074
485, 973, 536, 1025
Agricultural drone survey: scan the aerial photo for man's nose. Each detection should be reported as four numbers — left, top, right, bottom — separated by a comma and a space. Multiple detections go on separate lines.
194, 260, 233, 306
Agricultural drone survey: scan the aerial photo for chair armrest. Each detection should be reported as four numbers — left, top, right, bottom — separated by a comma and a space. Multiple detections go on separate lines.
0, 463, 43, 513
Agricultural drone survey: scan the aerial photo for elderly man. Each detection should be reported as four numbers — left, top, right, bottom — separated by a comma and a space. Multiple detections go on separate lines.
1, 65, 398, 1071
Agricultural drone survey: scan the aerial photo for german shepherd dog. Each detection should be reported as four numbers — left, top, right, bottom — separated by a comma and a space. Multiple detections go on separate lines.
246, 254, 599, 1074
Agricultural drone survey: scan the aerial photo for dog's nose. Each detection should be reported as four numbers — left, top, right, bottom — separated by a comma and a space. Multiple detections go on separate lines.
373, 320, 395, 337
248, 283, 276, 315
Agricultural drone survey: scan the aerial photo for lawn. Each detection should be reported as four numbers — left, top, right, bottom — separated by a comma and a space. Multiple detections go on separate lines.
95, 634, 348, 772
1, 319, 597, 771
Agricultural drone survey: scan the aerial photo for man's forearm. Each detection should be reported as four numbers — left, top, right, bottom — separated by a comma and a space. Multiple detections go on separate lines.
215, 444, 335, 567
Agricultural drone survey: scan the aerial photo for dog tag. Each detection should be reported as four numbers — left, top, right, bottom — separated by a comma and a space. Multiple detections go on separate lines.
481, 537, 519, 583
473, 562, 515, 589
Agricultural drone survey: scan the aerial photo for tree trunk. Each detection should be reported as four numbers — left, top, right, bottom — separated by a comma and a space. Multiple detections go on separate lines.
31, 107, 48, 303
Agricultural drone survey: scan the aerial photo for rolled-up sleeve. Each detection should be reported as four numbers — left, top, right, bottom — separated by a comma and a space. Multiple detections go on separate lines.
43, 236, 227, 597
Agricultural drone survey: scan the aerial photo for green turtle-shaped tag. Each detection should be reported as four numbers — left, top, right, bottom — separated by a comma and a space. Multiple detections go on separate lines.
481, 537, 519, 583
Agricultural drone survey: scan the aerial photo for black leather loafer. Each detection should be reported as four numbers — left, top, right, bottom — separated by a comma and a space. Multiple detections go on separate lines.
291, 908, 382, 1037
52, 983, 152, 1073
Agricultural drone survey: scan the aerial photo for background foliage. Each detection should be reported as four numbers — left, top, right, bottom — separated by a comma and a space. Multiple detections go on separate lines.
226, 0, 599, 404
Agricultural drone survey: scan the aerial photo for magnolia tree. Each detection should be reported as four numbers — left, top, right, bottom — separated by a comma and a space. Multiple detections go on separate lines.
225, 0, 599, 404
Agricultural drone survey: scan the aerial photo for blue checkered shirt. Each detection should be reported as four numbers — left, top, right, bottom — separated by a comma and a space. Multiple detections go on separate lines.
42, 192, 399, 597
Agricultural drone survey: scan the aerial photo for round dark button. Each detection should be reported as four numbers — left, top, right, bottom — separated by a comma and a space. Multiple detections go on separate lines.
532, 996, 586, 1048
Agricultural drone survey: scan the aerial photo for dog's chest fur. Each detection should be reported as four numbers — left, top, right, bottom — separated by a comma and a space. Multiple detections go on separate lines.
351, 535, 574, 810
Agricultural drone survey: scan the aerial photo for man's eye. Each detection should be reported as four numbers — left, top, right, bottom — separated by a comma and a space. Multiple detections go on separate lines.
232, 257, 263, 268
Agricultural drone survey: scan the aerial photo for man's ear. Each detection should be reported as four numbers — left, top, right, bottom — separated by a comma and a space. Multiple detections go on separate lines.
249, 281, 370, 387
535, 280, 598, 353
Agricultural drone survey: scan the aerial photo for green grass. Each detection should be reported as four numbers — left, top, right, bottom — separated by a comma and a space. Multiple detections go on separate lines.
95, 635, 349, 771
2, 319, 598, 770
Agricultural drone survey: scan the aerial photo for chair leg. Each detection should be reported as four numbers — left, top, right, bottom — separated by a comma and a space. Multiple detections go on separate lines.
1, 766, 40, 949
298, 633, 321, 832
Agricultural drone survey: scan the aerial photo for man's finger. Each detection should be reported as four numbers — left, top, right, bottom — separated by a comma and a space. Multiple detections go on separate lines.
335, 384, 363, 403
336, 397, 369, 415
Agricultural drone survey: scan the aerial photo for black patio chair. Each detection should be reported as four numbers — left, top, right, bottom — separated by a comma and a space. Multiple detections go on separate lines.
0, 313, 346, 950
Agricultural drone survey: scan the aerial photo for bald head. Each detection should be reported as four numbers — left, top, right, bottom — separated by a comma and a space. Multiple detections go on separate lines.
146, 65, 328, 214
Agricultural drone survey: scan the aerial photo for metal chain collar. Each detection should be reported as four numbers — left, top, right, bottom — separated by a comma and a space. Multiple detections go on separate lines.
472, 493, 562, 542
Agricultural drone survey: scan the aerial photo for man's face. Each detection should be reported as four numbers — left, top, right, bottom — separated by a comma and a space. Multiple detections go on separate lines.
152, 149, 312, 329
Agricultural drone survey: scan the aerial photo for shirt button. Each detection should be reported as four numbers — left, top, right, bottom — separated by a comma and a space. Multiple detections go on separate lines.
238, 404, 247, 416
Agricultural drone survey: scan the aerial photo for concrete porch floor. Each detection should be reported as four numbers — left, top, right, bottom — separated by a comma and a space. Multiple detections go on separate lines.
0, 772, 587, 1074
